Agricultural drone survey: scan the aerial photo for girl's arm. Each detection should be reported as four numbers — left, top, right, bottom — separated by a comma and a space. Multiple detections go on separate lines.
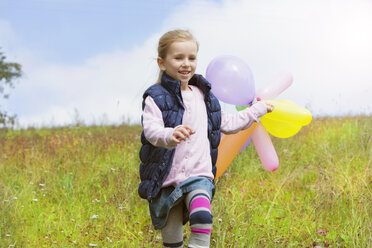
221, 101, 270, 134
143, 96, 194, 149
142, 96, 177, 149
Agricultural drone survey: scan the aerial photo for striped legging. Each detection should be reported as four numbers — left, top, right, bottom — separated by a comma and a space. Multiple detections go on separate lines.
161, 189, 213, 248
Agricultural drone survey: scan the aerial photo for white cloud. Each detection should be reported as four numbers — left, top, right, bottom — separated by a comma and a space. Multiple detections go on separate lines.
3, 33, 161, 127
2, 0, 372, 127
162, 0, 372, 116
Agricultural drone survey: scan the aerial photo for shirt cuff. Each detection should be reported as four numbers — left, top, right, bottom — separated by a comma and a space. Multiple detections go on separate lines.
249, 101, 268, 120
165, 126, 181, 149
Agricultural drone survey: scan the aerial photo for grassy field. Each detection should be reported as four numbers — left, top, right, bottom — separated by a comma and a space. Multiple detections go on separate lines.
0, 116, 371, 247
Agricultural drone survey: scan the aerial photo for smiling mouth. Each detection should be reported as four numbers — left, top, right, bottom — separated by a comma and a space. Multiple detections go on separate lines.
179, 71, 191, 75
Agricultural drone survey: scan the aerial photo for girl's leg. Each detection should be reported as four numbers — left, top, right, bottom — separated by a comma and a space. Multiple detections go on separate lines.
185, 189, 213, 248
161, 203, 184, 248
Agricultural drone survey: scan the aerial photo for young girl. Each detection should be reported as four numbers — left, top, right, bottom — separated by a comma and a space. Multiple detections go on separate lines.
139, 29, 273, 248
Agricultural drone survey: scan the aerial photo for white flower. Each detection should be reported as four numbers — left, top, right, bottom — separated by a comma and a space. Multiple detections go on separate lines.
91, 215, 98, 219
89, 244, 97, 247
39, 184, 45, 187
32, 199, 38, 202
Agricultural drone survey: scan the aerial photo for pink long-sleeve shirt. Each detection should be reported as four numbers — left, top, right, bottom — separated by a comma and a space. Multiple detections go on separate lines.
142, 85, 267, 187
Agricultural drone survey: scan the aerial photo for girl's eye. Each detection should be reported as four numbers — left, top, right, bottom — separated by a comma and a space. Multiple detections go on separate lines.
175, 57, 183, 60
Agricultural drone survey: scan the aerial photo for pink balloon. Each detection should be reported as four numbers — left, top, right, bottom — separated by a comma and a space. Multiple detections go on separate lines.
256, 72, 293, 100
252, 123, 279, 171
206, 55, 255, 105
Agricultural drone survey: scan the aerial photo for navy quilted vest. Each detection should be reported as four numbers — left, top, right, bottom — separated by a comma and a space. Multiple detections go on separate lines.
138, 73, 221, 201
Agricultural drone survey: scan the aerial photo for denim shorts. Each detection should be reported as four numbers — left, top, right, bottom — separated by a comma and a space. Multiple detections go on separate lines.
149, 176, 215, 230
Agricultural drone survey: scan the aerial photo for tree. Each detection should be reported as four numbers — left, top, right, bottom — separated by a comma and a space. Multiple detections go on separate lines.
0, 48, 22, 127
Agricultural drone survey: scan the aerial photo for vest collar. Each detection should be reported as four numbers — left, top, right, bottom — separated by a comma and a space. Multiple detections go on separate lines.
160, 72, 182, 96
161, 72, 211, 95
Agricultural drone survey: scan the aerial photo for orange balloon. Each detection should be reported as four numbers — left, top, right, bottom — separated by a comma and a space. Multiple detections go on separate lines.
215, 123, 257, 179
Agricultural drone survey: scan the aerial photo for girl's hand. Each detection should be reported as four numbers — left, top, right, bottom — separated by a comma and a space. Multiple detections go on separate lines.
265, 102, 274, 113
171, 125, 195, 144
256, 98, 274, 113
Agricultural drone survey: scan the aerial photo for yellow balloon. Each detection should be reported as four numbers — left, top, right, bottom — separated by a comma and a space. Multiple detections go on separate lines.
261, 99, 312, 138
261, 117, 302, 138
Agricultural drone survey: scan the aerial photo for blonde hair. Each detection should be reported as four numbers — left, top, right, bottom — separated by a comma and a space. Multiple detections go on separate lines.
156, 29, 199, 82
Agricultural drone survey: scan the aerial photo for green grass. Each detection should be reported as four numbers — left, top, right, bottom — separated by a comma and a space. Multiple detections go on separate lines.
0, 117, 371, 247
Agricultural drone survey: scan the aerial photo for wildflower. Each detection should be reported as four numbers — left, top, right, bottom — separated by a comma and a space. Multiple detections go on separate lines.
91, 215, 98, 219
241, 188, 244, 192
6, 234, 11, 237
224, 173, 229, 176
89, 244, 97, 247
39, 183, 45, 187
259, 182, 264, 186
138, 231, 143, 235
218, 218, 222, 222
317, 230, 327, 236
92, 199, 100, 203
32, 199, 38, 202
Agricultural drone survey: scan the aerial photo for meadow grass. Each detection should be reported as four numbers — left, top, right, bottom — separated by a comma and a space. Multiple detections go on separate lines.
0, 116, 371, 247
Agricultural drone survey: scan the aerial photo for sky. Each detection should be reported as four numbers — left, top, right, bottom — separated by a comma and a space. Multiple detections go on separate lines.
1, 0, 371, 128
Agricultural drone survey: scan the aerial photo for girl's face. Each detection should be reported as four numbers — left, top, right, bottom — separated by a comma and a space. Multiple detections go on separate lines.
158, 40, 198, 86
